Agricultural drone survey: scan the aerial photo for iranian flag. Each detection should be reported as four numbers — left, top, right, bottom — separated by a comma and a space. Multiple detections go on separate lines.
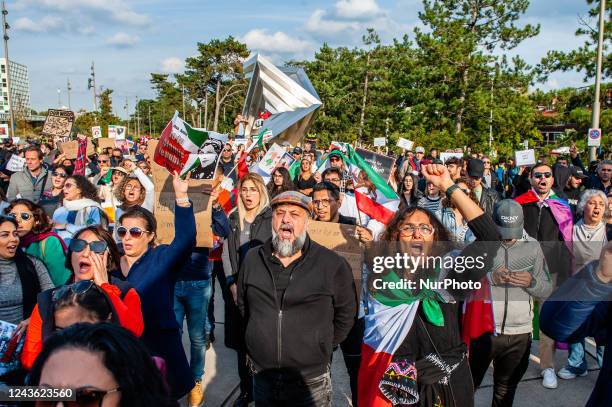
317, 145, 399, 224
154, 111, 210, 176
245, 128, 274, 153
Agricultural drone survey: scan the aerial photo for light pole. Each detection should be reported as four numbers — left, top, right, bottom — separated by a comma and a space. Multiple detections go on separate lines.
67, 78, 71, 110
57, 88, 61, 107
590, 0, 606, 162
2, 1, 14, 139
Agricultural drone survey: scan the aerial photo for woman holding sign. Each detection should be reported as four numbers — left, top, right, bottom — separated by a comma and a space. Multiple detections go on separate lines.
114, 171, 196, 400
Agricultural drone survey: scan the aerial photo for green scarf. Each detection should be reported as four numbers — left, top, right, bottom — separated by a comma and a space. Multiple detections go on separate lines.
372, 270, 445, 327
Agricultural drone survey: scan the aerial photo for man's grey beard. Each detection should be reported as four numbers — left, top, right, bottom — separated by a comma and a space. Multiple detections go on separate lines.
272, 229, 307, 258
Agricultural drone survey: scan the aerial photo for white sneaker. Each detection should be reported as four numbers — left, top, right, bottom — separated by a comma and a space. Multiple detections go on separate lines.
541, 368, 558, 389
558, 367, 588, 380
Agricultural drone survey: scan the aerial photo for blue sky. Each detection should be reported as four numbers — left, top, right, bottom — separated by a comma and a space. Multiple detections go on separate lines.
8, 0, 596, 116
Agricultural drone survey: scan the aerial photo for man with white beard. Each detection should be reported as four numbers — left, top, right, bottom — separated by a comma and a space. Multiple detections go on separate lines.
237, 190, 356, 406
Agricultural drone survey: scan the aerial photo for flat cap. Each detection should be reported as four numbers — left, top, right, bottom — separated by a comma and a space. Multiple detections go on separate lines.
270, 190, 311, 212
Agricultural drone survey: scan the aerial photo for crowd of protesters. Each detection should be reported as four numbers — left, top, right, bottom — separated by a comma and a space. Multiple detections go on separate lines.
0, 132, 610, 407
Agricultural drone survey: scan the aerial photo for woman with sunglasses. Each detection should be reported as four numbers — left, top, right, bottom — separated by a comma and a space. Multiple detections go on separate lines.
28, 323, 178, 407
440, 178, 477, 243
115, 172, 196, 400
39, 165, 71, 217
113, 160, 155, 222
52, 175, 106, 245
0, 215, 53, 385
20, 225, 144, 370
359, 164, 501, 407
5, 199, 70, 286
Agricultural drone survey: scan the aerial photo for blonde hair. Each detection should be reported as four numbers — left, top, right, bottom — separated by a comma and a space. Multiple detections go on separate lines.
237, 173, 270, 230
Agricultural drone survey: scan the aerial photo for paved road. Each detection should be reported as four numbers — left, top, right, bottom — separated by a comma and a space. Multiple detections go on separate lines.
181, 280, 599, 407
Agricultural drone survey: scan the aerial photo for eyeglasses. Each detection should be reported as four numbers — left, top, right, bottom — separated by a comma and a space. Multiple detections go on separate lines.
124, 184, 141, 191
52, 171, 68, 178
223, 149, 232, 153
8, 212, 32, 221
116, 226, 150, 239
63, 182, 75, 189
112, 171, 126, 177
69, 239, 108, 254
326, 178, 341, 183
398, 224, 434, 237
313, 198, 335, 207
533, 172, 552, 179
52, 280, 97, 302
35, 387, 121, 407
99, 159, 110, 164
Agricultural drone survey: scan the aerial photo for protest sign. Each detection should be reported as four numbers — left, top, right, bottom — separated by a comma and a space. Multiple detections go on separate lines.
97, 138, 116, 151
91, 126, 102, 139
515, 149, 536, 167
108, 125, 126, 140
147, 140, 213, 248
355, 148, 395, 182
0, 124, 8, 139
439, 152, 464, 164
154, 112, 225, 179
397, 137, 414, 151
6, 154, 25, 172
41, 109, 74, 138
307, 221, 363, 298
277, 152, 296, 170
58, 139, 94, 160
374, 137, 386, 147
257, 143, 285, 175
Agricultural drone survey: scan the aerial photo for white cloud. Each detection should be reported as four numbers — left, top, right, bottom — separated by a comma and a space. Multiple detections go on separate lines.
241, 29, 314, 54
160, 57, 185, 74
14, 15, 64, 33
14, 0, 151, 27
304, 9, 361, 36
334, 0, 385, 21
106, 32, 139, 48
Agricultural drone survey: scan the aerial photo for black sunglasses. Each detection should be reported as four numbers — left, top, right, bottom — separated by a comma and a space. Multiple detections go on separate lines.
52, 171, 68, 178
52, 280, 97, 302
35, 387, 120, 407
7, 212, 32, 221
534, 172, 552, 179
69, 239, 108, 254
116, 226, 150, 239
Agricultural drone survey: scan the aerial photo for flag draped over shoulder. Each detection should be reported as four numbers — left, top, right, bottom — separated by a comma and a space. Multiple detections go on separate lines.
317, 145, 400, 224
514, 189, 573, 244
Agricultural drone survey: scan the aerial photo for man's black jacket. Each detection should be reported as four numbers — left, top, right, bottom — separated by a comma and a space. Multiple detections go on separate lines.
237, 234, 357, 380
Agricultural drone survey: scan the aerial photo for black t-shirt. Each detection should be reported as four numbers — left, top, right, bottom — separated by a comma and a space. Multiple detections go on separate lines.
294, 174, 316, 195
269, 254, 301, 302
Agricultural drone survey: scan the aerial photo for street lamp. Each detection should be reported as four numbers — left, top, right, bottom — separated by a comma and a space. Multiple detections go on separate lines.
1, 1, 14, 139
589, 0, 606, 162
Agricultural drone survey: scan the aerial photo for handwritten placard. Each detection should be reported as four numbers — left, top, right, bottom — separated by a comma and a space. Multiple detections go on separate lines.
41, 109, 74, 138
147, 140, 213, 248
515, 149, 536, 167
307, 220, 363, 298
374, 137, 386, 147
58, 139, 94, 160
97, 138, 116, 152
397, 137, 414, 151
6, 154, 25, 172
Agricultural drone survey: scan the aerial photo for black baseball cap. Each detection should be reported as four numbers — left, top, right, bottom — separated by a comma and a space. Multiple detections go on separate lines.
570, 166, 587, 179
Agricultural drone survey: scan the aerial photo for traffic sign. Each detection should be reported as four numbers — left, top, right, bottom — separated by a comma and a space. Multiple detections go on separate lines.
588, 128, 601, 147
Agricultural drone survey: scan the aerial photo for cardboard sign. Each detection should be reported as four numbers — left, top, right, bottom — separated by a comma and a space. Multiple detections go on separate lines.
0, 124, 8, 139
147, 140, 213, 248
58, 139, 95, 160
307, 220, 363, 298
374, 137, 386, 147
397, 137, 414, 151
92, 126, 102, 139
97, 138, 116, 152
41, 109, 75, 138
258, 143, 285, 175
439, 152, 464, 164
6, 154, 25, 172
355, 148, 395, 182
515, 149, 536, 167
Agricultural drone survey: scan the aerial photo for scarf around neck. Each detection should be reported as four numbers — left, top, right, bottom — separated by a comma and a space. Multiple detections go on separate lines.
63, 198, 102, 211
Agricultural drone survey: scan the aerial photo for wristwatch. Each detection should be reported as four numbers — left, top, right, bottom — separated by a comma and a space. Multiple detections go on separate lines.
445, 184, 460, 200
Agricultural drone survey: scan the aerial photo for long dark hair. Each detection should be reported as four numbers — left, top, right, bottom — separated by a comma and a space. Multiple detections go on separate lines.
397, 173, 421, 208
267, 167, 294, 198
5, 199, 53, 234
65, 175, 101, 203
28, 323, 178, 407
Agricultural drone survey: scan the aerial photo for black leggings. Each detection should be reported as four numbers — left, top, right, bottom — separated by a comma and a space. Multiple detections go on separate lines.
469, 333, 531, 407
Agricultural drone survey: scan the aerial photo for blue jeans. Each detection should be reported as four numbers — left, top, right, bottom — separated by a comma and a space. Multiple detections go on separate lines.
567, 340, 605, 371
174, 279, 212, 381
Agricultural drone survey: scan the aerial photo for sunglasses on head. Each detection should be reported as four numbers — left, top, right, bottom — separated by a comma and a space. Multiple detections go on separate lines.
7, 212, 32, 221
51, 279, 97, 302
534, 172, 552, 179
52, 171, 68, 178
116, 226, 150, 239
69, 239, 108, 254
35, 387, 120, 407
